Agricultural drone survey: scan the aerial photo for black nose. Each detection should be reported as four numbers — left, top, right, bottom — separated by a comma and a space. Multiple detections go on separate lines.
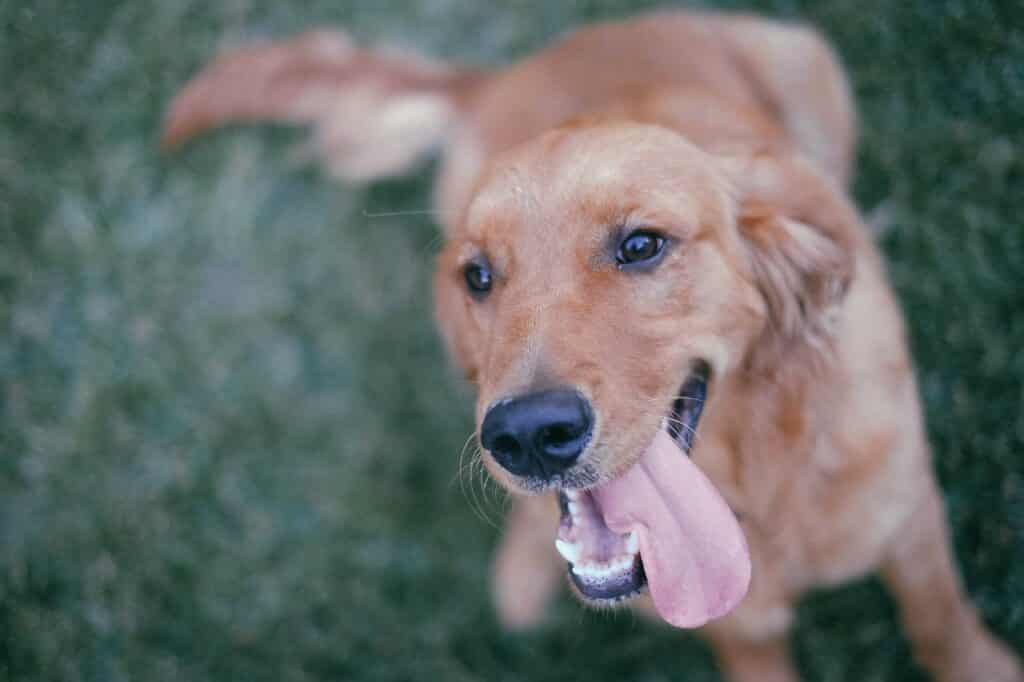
480, 389, 593, 478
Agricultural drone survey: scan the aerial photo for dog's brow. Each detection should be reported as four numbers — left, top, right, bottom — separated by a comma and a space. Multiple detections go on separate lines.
507, 167, 540, 215
465, 165, 540, 231
578, 153, 627, 188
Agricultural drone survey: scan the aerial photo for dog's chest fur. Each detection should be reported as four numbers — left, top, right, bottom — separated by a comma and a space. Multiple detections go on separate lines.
697, 262, 928, 607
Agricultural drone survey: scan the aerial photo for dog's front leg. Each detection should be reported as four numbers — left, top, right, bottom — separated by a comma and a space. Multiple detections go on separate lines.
491, 493, 564, 629
705, 629, 799, 682
880, 476, 1023, 682
708, 626, 794, 679
702, 543, 800, 682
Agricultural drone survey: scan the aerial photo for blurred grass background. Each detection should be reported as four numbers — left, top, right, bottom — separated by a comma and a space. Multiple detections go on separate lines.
2, 0, 1022, 680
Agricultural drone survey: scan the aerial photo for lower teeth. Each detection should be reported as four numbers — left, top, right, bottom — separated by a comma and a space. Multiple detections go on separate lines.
555, 530, 640, 575
571, 555, 635, 578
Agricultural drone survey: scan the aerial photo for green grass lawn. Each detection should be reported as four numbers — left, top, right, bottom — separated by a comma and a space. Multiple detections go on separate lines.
2, 1, 1022, 680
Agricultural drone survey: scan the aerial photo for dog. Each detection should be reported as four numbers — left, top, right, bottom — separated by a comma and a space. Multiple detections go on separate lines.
163, 10, 1023, 681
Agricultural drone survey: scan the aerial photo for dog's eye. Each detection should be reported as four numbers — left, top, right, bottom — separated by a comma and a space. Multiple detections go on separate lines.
464, 260, 493, 297
616, 230, 666, 268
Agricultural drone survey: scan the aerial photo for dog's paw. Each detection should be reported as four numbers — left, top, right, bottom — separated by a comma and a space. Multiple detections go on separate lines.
957, 630, 1024, 682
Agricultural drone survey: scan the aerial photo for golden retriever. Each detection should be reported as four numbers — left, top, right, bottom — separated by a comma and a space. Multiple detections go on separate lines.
163, 10, 1022, 681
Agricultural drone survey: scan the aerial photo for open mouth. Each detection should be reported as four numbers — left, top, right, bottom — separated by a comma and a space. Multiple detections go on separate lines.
553, 362, 752, 628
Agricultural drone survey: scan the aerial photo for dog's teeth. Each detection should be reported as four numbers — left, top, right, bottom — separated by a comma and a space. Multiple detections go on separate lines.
565, 489, 581, 500
572, 558, 634, 579
573, 562, 606, 578
555, 539, 581, 563
625, 531, 639, 554
568, 501, 591, 525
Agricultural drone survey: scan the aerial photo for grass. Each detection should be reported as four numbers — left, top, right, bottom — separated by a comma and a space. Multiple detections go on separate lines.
2, 0, 1022, 680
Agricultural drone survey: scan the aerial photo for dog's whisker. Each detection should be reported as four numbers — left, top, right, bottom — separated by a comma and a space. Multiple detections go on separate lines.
471, 446, 503, 530
469, 453, 497, 529
656, 413, 703, 448
361, 208, 453, 218
454, 431, 478, 485
454, 431, 501, 529
660, 413, 700, 436
479, 463, 501, 517
634, 395, 705, 405
456, 445, 481, 518
459, 442, 495, 530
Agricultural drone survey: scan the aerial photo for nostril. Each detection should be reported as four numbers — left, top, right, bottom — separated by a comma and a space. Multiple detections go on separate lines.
536, 419, 589, 460
538, 424, 578, 447
492, 434, 521, 458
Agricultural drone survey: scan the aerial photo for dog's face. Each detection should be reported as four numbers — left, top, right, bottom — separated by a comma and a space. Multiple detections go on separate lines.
438, 122, 765, 491
435, 122, 851, 623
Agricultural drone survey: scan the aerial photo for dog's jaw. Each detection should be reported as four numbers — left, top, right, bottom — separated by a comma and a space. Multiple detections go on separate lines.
557, 488, 646, 604
552, 362, 736, 618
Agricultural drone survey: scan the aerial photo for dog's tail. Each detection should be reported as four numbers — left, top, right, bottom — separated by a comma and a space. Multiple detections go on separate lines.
161, 30, 486, 181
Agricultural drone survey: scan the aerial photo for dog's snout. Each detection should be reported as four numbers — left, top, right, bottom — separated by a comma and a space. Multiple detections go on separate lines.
480, 389, 593, 478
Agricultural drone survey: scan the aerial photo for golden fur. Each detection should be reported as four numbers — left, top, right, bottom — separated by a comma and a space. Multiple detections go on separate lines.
164, 11, 1022, 681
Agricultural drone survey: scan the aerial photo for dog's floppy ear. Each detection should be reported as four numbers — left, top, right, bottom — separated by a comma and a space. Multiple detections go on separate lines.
740, 201, 851, 342
724, 154, 857, 368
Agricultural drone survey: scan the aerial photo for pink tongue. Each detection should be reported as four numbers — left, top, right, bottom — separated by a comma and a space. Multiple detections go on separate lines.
591, 430, 750, 628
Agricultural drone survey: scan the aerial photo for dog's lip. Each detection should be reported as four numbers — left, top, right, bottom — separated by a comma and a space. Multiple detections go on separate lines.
666, 360, 709, 454
568, 551, 647, 603
555, 362, 711, 606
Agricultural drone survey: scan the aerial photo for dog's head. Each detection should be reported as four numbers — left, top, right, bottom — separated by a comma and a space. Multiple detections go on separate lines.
435, 121, 854, 626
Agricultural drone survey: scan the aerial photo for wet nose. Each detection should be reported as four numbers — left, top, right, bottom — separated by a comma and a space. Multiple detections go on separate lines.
480, 389, 593, 478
